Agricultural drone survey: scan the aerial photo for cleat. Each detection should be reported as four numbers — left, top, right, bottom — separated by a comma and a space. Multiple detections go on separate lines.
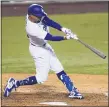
4, 78, 17, 97
69, 88, 84, 99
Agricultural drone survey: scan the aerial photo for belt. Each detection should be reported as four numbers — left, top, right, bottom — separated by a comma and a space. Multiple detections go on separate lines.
31, 43, 46, 47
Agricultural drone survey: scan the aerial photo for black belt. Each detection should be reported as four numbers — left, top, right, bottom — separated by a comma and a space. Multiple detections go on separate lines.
31, 43, 46, 47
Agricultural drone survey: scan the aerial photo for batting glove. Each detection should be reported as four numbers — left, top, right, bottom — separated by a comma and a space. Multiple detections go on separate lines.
65, 35, 71, 40
70, 33, 78, 40
65, 33, 78, 40
61, 27, 72, 35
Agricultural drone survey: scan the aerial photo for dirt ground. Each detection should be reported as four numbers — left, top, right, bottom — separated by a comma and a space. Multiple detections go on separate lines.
1, 73, 108, 106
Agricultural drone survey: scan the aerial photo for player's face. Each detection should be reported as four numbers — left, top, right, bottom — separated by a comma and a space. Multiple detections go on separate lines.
29, 15, 41, 23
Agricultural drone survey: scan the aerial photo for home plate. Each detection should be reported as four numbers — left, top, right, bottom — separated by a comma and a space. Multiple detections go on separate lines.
39, 102, 68, 106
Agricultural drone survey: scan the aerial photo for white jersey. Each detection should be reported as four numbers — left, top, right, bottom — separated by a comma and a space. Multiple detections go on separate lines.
25, 15, 49, 46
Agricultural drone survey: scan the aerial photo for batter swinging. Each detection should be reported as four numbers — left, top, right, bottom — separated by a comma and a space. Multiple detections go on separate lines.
4, 4, 83, 99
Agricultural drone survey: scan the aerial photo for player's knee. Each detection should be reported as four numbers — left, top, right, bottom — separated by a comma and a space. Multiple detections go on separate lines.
57, 70, 66, 80
35, 75, 48, 84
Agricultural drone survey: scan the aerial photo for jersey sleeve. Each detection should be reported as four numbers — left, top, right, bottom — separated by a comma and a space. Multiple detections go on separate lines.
42, 16, 62, 31
26, 24, 47, 39
44, 33, 64, 41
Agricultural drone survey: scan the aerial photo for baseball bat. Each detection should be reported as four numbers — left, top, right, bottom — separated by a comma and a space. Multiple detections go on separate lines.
77, 39, 106, 59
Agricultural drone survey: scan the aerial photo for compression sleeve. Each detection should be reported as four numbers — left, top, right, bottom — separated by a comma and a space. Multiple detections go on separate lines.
42, 16, 62, 31
45, 33, 64, 41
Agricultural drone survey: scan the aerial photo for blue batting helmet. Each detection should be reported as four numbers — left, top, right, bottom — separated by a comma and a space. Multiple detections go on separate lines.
28, 4, 47, 18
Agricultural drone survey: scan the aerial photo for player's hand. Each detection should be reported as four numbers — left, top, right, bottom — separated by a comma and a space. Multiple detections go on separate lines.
61, 27, 72, 35
65, 33, 78, 40
70, 33, 78, 40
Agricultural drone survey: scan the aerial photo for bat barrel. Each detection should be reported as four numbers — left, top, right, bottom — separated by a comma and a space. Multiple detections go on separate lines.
77, 39, 106, 59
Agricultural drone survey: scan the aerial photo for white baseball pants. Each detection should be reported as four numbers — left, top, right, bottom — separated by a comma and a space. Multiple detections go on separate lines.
29, 43, 64, 84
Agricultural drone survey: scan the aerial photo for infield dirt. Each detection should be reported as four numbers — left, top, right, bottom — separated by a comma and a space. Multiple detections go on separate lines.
2, 73, 108, 106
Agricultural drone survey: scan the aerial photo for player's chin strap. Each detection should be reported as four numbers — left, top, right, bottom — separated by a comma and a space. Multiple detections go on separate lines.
57, 71, 75, 92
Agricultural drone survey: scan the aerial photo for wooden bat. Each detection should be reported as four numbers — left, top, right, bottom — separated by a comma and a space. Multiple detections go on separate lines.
77, 39, 106, 59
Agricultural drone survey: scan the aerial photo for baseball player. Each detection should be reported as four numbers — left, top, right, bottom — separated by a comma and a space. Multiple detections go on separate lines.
4, 4, 83, 99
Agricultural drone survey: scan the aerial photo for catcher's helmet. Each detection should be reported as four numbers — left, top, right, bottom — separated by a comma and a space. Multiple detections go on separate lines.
28, 4, 47, 18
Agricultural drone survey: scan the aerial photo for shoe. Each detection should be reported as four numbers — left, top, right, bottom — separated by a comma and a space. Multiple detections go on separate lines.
69, 87, 84, 99
4, 78, 16, 97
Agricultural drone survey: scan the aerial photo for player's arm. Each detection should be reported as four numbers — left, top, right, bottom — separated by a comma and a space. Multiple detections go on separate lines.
42, 16, 62, 31
26, 24, 77, 41
44, 33, 78, 41
45, 33, 66, 41
42, 16, 73, 35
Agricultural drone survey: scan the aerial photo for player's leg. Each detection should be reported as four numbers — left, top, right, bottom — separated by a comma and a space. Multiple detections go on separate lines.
4, 45, 50, 97
15, 53, 50, 86
56, 70, 83, 99
29, 44, 50, 84
4, 75, 37, 97
49, 48, 83, 99
15, 45, 50, 85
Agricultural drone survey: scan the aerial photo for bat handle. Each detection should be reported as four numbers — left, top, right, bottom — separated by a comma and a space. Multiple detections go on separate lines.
76, 38, 85, 45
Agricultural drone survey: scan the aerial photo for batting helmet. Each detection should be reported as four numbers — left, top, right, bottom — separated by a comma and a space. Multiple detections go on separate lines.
28, 4, 47, 18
